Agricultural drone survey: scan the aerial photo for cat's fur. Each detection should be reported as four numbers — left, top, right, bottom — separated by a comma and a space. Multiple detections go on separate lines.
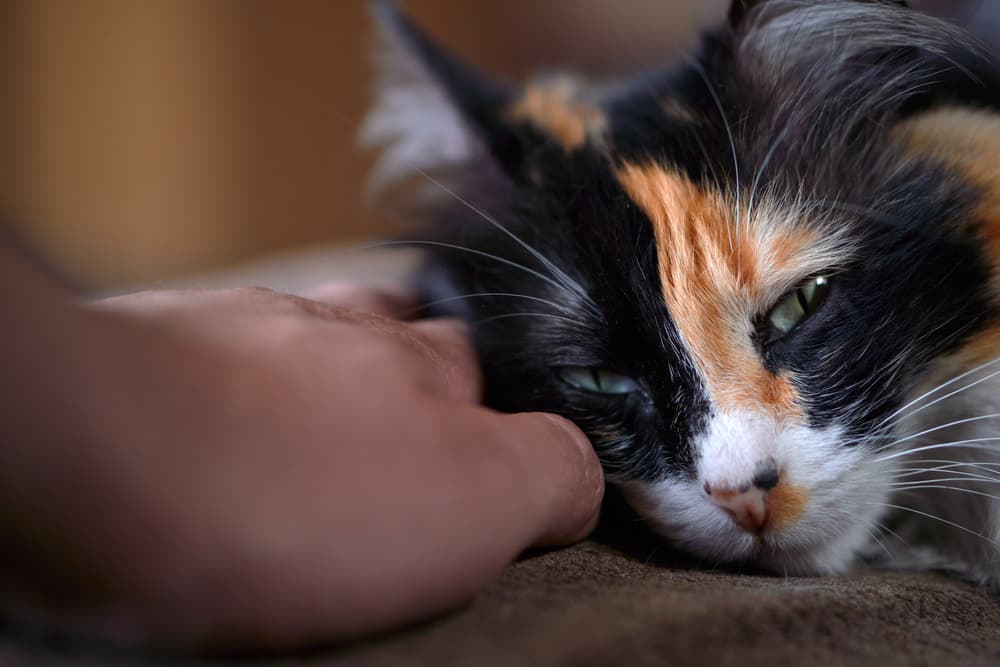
365, 0, 1000, 585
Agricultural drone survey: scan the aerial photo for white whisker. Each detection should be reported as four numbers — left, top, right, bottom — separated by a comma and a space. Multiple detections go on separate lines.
472, 312, 589, 328
414, 168, 601, 317
865, 502, 1000, 550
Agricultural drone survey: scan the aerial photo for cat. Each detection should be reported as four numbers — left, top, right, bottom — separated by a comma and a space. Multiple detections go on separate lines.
364, 0, 1000, 586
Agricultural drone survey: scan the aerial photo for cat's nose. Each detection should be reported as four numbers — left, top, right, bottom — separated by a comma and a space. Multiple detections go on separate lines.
703, 465, 780, 534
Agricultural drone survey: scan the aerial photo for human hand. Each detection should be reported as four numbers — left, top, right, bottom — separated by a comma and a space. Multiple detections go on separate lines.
0, 282, 603, 653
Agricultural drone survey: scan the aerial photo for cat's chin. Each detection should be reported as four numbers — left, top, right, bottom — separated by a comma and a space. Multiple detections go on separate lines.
623, 478, 884, 578
675, 525, 872, 578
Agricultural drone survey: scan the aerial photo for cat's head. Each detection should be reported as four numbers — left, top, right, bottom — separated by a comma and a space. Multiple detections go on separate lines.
365, 0, 1000, 574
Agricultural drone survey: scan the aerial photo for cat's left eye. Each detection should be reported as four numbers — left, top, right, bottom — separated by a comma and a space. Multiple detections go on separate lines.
558, 367, 641, 395
766, 275, 831, 340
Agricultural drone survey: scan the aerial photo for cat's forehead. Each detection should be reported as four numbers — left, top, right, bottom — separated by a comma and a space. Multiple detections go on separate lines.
613, 161, 852, 417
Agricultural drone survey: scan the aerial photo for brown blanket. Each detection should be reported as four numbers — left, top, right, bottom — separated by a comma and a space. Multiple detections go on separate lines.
5, 537, 998, 667
327, 540, 1000, 667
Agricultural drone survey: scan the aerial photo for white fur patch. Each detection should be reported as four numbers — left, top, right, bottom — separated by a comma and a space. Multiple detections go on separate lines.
627, 416, 892, 575
361, 17, 485, 191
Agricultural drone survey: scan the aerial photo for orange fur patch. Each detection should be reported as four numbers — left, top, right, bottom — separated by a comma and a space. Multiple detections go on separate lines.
766, 482, 809, 531
615, 163, 821, 419
507, 77, 606, 151
894, 108, 1000, 367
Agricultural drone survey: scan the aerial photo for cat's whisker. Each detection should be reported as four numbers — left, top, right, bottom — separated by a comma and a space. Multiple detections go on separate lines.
875, 413, 1000, 454
892, 459, 1000, 474
889, 484, 1000, 504
891, 468, 1000, 484
889, 475, 1000, 487
368, 240, 589, 307
472, 312, 590, 329
413, 292, 575, 317
893, 459, 1000, 473
863, 502, 1000, 550
851, 516, 894, 560
875, 436, 1000, 463
875, 358, 1000, 432
413, 168, 601, 318
867, 516, 907, 546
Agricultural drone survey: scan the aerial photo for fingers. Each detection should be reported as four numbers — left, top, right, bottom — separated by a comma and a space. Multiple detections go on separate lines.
407, 319, 481, 403
449, 408, 604, 548
502, 412, 604, 546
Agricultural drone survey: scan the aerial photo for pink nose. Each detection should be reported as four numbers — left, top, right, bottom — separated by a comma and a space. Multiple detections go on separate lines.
703, 463, 781, 534
704, 484, 768, 533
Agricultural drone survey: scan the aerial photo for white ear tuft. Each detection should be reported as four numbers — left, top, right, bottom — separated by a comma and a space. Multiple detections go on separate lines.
360, 9, 486, 192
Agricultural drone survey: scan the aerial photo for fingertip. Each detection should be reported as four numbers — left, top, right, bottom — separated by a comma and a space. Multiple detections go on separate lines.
511, 413, 604, 547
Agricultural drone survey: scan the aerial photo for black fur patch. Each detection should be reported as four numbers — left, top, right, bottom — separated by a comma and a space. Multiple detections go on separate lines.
373, 0, 1000, 481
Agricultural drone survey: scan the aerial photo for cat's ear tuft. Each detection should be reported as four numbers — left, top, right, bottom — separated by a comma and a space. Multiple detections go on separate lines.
362, 1, 521, 191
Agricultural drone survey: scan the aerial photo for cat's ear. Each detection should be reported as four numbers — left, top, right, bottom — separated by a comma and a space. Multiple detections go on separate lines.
363, 1, 524, 190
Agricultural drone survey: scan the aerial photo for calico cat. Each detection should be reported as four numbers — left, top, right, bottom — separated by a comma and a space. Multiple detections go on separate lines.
365, 0, 1000, 585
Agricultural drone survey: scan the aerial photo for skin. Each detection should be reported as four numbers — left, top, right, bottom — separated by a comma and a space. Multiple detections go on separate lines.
0, 241, 604, 654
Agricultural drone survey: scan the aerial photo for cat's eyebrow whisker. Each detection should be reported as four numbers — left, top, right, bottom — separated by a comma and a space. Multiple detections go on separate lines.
413, 168, 602, 318
863, 502, 1000, 550
746, 123, 792, 237
411, 292, 574, 317
689, 58, 742, 267
368, 239, 590, 308
875, 434, 1000, 464
472, 312, 590, 329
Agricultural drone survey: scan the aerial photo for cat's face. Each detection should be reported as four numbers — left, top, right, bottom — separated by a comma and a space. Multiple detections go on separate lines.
368, 0, 1000, 574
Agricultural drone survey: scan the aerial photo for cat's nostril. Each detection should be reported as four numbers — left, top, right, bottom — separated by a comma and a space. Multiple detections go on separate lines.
703, 481, 713, 496
752, 466, 780, 491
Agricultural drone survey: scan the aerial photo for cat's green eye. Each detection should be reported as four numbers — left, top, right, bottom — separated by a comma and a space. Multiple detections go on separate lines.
559, 367, 641, 395
767, 276, 831, 338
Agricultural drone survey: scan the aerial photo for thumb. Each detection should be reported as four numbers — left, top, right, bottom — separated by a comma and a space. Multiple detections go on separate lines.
488, 412, 604, 547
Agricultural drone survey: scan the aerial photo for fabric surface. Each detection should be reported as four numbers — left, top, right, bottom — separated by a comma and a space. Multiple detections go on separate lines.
341, 545, 999, 667
4, 536, 999, 667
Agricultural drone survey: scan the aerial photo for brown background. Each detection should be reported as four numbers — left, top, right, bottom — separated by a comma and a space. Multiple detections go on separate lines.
0, 0, 725, 288
0, 0, 977, 288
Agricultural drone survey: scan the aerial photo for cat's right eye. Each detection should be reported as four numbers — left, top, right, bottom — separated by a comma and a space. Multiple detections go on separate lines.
766, 276, 830, 341
558, 366, 641, 395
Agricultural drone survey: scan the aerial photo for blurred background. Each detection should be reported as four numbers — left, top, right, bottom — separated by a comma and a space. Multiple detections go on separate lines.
0, 0, 993, 289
